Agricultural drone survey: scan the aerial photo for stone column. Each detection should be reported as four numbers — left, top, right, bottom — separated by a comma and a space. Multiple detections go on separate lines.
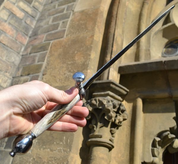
86, 80, 129, 164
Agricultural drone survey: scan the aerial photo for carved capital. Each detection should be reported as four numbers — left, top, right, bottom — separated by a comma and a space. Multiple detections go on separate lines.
86, 80, 129, 150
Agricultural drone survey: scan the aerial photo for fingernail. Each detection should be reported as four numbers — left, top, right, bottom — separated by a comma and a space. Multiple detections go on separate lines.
66, 87, 78, 95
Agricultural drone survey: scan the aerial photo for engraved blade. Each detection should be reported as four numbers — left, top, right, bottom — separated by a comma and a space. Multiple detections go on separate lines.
83, 5, 175, 90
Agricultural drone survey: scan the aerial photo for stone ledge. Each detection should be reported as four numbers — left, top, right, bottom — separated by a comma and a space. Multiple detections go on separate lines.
119, 57, 178, 75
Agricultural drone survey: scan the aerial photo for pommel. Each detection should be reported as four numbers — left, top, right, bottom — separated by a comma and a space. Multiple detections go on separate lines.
73, 72, 86, 99
9, 133, 36, 157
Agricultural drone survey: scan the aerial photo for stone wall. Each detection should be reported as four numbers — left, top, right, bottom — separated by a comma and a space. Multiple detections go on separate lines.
1, 0, 178, 164
0, 0, 43, 89
0, 0, 78, 163
12, 0, 77, 85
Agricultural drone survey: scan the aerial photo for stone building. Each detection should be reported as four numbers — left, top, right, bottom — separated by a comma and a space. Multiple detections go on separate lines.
0, 0, 178, 163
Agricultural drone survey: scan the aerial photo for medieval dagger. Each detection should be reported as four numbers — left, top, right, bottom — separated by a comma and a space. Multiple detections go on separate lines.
9, 5, 175, 157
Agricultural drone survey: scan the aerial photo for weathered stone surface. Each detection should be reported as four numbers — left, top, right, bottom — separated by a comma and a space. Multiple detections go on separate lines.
60, 20, 68, 29
9, 15, 32, 35
0, 73, 12, 88
19, 55, 37, 66
42, 35, 93, 89
5, 51, 21, 66
33, 1, 43, 12
0, 44, 9, 59
12, 76, 30, 85
0, 20, 16, 37
18, 1, 38, 18
47, 7, 65, 16
0, 35, 22, 53
30, 42, 50, 54
44, 29, 65, 41
25, 16, 36, 28
0, 150, 13, 164
4, 1, 25, 19
28, 34, 45, 46
52, 12, 71, 23
37, 52, 47, 62
0, 8, 10, 20
39, 23, 59, 35
21, 64, 43, 76
16, 32, 28, 45
58, 0, 76, 7
13, 131, 75, 164
24, 0, 33, 5
75, 0, 101, 11
66, 8, 100, 36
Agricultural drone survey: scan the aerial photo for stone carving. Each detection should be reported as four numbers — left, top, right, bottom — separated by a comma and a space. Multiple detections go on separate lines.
86, 96, 127, 150
143, 117, 178, 164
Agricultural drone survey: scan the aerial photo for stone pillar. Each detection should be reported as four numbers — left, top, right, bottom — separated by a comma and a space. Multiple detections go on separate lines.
86, 80, 129, 164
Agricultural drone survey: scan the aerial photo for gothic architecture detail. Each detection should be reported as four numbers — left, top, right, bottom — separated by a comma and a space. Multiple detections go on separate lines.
144, 118, 178, 164
87, 96, 127, 150
85, 80, 128, 164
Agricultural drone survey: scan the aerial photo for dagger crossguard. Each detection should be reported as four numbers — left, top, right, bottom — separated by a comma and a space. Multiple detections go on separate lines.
73, 72, 86, 99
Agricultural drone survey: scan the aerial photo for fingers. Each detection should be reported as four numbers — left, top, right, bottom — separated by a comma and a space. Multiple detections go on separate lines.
47, 105, 88, 132
66, 105, 89, 118
43, 84, 79, 105
49, 115, 86, 132
49, 122, 78, 132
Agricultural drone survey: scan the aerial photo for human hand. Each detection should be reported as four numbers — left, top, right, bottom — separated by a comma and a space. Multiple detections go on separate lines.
0, 81, 88, 139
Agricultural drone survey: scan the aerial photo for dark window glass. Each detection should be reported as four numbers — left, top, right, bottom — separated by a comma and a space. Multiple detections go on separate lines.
162, 40, 178, 57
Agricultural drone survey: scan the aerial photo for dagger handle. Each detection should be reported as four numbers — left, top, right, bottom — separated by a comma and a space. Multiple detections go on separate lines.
32, 94, 80, 137
9, 94, 81, 157
32, 72, 85, 137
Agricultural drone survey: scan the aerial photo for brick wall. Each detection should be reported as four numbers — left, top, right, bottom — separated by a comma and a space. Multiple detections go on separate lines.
0, 0, 43, 89
0, 0, 78, 163
12, 0, 77, 85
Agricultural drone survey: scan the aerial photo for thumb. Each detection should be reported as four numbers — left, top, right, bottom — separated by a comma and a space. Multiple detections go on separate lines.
46, 86, 79, 105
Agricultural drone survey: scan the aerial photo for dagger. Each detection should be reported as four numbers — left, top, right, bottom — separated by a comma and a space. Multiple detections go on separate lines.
9, 5, 175, 157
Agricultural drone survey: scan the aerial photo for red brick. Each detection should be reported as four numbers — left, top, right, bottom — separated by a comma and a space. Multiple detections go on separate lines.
18, 1, 38, 18
9, 15, 32, 35
0, 35, 22, 53
25, 16, 36, 28
16, 32, 28, 45
0, 20, 16, 38
4, 1, 25, 19
27, 34, 45, 46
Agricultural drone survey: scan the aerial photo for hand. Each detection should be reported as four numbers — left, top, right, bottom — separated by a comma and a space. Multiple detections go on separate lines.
0, 81, 89, 139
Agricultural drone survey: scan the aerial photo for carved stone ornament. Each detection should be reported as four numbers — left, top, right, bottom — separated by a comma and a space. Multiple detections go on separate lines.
143, 117, 178, 164
86, 80, 129, 151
